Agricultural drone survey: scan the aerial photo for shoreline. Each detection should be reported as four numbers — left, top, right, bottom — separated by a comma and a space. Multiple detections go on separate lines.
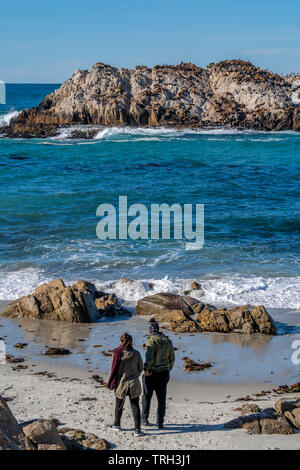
1, 123, 300, 141
1, 307, 299, 387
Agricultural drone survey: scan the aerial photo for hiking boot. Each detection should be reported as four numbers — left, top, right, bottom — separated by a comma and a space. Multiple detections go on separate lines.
135, 429, 144, 437
156, 423, 164, 430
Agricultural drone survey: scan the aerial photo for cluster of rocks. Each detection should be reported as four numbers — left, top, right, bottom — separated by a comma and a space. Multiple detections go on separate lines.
136, 292, 277, 335
0, 279, 129, 323
225, 398, 300, 435
0, 279, 277, 335
0, 395, 109, 450
1, 59, 299, 138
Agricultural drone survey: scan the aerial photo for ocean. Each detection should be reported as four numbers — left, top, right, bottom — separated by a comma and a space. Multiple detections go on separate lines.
0, 84, 299, 310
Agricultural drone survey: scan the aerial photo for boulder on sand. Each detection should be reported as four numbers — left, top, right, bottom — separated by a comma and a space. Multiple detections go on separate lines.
225, 406, 294, 435
22, 419, 65, 450
58, 427, 110, 450
136, 293, 276, 335
136, 292, 206, 319
0, 279, 127, 323
95, 292, 129, 316
136, 293, 205, 332
168, 310, 199, 333
0, 395, 27, 450
197, 305, 277, 335
275, 398, 300, 430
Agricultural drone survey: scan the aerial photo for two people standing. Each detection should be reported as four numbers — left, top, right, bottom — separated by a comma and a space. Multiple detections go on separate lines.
107, 318, 175, 436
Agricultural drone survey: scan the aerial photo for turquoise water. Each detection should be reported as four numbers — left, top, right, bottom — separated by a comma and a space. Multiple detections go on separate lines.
0, 84, 299, 308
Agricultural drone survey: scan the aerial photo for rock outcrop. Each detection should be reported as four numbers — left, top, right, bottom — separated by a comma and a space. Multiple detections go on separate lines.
0, 395, 27, 450
0, 279, 128, 323
197, 305, 277, 335
136, 293, 205, 332
58, 427, 110, 450
275, 398, 300, 430
225, 398, 300, 434
2, 60, 300, 138
22, 420, 66, 450
136, 292, 203, 318
136, 292, 277, 335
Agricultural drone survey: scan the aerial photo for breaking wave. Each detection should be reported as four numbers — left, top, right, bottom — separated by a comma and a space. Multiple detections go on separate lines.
0, 110, 20, 126
0, 267, 299, 310
95, 275, 300, 309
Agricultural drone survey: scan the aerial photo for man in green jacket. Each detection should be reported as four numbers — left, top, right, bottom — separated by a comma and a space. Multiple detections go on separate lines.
142, 318, 175, 430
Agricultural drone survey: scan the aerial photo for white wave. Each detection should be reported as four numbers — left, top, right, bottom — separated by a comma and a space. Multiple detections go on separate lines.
0, 110, 20, 126
95, 275, 300, 309
93, 126, 251, 140
35, 125, 300, 142
1, 269, 299, 310
0, 268, 51, 301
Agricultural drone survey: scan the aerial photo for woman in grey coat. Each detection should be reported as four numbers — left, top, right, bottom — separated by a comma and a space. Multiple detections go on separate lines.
107, 333, 143, 436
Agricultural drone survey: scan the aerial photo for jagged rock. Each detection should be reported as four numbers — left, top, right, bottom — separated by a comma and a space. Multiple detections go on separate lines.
225, 407, 294, 435
58, 427, 110, 450
0, 279, 126, 322
137, 293, 276, 335
2, 60, 300, 138
0, 395, 26, 450
241, 404, 261, 416
22, 419, 66, 449
242, 419, 261, 434
197, 307, 230, 333
95, 292, 129, 316
168, 310, 199, 333
285, 409, 300, 430
275, 398, 300, 430
136, 293, 204, 332
197, 305, 277, 335
260, 416, 294, 435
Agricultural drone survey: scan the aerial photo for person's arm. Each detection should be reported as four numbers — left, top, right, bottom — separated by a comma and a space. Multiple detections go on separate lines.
168, 341, 175, 371
144, 339, 155, 372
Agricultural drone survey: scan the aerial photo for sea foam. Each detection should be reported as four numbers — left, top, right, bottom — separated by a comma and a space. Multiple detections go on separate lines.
0, 110, 20, 126
0, 270, 299, 309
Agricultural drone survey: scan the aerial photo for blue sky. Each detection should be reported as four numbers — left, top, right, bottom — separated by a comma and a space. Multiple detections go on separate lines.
0, 0, 299, 83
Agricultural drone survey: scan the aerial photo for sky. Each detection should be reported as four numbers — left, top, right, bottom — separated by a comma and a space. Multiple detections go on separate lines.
0, 0, 299, 83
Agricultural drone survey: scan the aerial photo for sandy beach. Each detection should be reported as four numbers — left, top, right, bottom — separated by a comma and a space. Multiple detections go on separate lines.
1, 304, 300, 450
1, 358, 300, 450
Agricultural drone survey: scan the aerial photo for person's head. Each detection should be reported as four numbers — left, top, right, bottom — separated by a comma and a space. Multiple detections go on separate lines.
149, 317, 159, 334
120, 332, 133, 350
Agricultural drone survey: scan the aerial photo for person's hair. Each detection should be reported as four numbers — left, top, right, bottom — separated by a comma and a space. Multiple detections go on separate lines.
120, 332, 133, 350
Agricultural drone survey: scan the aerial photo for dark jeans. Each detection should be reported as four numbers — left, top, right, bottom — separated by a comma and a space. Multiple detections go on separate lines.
114, 395, 141, 430
142, 370, 170, 426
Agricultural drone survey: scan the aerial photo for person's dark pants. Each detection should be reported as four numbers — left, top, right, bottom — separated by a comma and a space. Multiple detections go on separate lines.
114, 395, 141, 430
142, 370, 170, 426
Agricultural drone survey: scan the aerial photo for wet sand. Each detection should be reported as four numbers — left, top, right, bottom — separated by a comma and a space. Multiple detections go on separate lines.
0, 305, 299, 387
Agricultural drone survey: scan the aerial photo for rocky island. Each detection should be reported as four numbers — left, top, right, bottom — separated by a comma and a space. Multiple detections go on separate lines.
1, 59, 300, 138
